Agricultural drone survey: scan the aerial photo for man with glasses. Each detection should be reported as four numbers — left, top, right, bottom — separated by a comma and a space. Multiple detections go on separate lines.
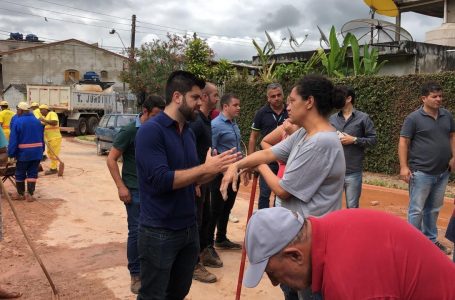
248, 83, 287, 209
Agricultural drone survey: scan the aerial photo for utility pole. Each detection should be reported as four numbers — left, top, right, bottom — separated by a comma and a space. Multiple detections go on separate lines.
130, 14, 136, 61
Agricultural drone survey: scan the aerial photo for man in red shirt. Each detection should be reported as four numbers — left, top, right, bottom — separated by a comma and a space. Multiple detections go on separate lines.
243, 207, 455, 299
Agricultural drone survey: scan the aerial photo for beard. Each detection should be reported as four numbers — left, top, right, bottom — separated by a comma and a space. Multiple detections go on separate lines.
179, 96, 197, 121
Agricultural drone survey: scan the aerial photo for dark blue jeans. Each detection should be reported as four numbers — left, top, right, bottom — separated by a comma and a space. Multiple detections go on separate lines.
125, 188, 140, 275
137, 224, 199, 300
258, 162, 279, 209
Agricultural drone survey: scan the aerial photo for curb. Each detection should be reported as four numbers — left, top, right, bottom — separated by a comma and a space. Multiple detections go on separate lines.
73, 137, 96, 146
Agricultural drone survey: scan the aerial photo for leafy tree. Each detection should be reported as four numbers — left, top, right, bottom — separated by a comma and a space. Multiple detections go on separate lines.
318, 26, 352, 78
184, 36, 214, 80
120, 34, 188, 95
252, 39, 276, 83
273, 52, 323, 82
210, 59, 236, 85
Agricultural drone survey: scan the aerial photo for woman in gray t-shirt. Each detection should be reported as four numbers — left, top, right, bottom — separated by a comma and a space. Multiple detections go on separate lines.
221, 75, 346, 218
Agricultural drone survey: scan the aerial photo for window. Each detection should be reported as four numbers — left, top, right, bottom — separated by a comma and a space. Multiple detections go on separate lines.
64, 69, 80, 83
99, 115, 109, 127
106, 116, 116, 128
100, 70, 108, 80
116, 115, 136, 127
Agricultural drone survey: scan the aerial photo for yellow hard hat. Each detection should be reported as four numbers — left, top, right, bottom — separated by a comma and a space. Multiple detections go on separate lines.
31, 102, 39, 107
39, 104, 49, 110
17, 102, 30, 110
0, 100, 8, 106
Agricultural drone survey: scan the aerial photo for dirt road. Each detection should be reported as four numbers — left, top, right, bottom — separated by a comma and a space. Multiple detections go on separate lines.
0, 138, 453, 299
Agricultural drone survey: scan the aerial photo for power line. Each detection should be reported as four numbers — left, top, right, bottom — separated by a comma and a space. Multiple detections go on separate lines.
0, 0, 132, 28
33, 0, 133, 23
0, 7, 132, 32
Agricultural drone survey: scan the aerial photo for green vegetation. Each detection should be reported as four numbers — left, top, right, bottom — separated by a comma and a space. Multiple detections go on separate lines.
226, 72, 455, 175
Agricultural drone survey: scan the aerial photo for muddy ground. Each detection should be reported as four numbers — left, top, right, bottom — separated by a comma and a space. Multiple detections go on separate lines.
0, 137, 453, 299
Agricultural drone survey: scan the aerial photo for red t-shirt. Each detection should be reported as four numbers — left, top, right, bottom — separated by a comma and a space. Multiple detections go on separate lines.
310, 209, 455, 300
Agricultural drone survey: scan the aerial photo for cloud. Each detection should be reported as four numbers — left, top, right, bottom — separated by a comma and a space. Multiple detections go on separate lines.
257, 4, 302, 32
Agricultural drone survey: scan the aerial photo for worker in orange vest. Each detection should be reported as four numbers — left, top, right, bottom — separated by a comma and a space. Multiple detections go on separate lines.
39, 104, 62, 175
0, 100, 16, 141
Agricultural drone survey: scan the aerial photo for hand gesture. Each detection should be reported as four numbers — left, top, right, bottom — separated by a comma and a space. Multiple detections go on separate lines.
399, 166, 411, 183
195, 185, 201, 197
204, 147, 239, 175
118, 185, 132, 204
220, 164, 239, 200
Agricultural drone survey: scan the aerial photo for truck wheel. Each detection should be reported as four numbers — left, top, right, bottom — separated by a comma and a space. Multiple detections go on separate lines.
75, 117, 88, 136
87, 116, 99, 135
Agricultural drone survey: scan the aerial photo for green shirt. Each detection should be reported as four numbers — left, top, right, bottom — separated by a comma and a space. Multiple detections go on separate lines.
112, 121, 138, 189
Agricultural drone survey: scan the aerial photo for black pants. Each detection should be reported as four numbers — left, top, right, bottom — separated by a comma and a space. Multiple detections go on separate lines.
196, 183, 211, 252
208, 174, 238, 245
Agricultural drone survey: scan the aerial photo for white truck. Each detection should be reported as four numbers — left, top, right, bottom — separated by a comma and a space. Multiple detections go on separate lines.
26, 84, 122, 135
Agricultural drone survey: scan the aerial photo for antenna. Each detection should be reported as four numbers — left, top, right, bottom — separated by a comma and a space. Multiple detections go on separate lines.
265, 30, 275, 50
287, 28, 308, 52
317, 25, 329, 48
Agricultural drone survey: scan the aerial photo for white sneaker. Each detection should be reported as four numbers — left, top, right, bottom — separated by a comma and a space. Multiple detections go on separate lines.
229, 215, 239, 223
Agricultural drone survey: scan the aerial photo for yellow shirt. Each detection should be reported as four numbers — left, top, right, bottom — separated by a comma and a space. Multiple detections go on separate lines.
0, 109, 15, 130
33, 108, 42, 119
44, 111, 62, 141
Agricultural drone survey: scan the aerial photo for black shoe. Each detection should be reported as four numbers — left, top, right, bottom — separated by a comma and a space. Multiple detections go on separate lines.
215, 238, 242, 250
44, 169, 58, 175
201, 246, 223, 268
434, 241, 452, 255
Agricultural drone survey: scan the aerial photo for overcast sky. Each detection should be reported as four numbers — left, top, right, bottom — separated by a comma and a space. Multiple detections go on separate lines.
0, 0, 443, 61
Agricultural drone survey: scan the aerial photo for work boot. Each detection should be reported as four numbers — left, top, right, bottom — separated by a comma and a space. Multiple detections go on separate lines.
435, 241, 452, 255
12, 194, 25, 201
14, 182, 25, 200
201, 246, 223, 268
215, 238, 242, 250
130, 274, 140, 294
44, 169, 58, 175
193, 262, 217, 283
27, 181, 36, 195
25, 193, 35, 202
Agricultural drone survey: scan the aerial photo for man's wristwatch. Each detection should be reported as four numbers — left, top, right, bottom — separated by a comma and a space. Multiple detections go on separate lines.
353, 137, 358, 144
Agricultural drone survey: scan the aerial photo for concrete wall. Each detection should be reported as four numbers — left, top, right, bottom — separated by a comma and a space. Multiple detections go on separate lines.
0, 40, 44, 53
1, 41, 126, 91
3, 87, 25, 111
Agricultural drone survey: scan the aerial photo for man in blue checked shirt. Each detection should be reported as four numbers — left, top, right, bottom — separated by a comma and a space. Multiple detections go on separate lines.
209, 93, 244, 255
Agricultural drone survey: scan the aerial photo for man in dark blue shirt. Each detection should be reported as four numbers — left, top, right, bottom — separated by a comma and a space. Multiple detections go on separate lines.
209, 93, 243, 255
135, 71, 238, 300
248, 83, 287, 209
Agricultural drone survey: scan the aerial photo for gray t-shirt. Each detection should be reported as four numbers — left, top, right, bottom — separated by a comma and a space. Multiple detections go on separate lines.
272, 128, 345, 217
400, 107, 455, 175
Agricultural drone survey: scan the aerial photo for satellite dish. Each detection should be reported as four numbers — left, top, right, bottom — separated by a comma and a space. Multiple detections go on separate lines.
287, 28, 308, 52
363, 0, 398, 17
317, 25, 329, 48
265, 31, 275, 50
341, 18, 413, 44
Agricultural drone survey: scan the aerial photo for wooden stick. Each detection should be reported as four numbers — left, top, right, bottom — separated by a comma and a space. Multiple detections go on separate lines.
235, 175, 258, 300
0, 179, 59, 297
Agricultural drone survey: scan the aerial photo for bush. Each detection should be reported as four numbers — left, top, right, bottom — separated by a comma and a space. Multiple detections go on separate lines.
226, 72, 455, 174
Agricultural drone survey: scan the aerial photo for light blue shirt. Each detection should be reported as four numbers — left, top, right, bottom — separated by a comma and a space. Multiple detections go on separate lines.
211, 113, 241, 154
